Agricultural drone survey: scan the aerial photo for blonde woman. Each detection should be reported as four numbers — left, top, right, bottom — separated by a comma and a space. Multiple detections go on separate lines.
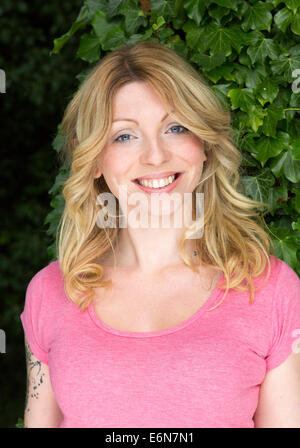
21, 41, 300, 428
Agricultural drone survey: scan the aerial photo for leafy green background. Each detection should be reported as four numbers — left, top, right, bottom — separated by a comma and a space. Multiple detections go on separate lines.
1, 0, 300, 428
48, 0, 300, 275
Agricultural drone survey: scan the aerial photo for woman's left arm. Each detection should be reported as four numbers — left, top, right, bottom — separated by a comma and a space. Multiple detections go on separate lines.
253, 351, 300, 428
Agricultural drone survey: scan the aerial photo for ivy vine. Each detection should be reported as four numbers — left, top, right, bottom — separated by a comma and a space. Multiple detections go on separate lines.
47, 0, 300, 274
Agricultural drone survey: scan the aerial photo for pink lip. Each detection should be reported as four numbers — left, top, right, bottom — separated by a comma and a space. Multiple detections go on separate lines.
131, 172, 184, 194
133, 171, 181, 181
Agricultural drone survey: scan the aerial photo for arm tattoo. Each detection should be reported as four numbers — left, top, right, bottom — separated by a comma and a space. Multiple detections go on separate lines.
24, 340, 45, 413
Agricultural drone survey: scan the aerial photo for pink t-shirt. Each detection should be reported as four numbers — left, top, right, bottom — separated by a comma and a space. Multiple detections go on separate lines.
20, 255, 300, 428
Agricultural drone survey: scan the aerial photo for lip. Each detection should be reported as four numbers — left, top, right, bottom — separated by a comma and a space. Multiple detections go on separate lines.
133, 171, 181, 181
131, 172, 184, 194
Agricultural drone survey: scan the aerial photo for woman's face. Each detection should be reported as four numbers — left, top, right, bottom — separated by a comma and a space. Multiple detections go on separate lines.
95, 81, 207, 219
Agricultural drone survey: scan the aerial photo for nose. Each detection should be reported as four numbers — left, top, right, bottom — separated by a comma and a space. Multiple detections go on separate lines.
139, 137, 171, 166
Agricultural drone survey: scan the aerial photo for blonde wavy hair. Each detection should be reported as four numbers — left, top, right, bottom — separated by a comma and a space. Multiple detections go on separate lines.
57, 40, 274, 311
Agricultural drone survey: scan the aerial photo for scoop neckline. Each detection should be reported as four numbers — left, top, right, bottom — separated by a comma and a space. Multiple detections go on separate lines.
88, 271, 225, 338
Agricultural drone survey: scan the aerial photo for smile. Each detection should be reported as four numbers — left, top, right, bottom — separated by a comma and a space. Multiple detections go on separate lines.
132, 172, 183, 194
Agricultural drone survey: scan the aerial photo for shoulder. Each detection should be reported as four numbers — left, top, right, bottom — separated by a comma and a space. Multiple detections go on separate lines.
28, 260, 64, 289
25, 260, 69, 313
267, 255, 300, 313
28, 260, 63, 286
254, 254, 299, 293
228, 255, 299, 312
266, 255, 300, 298
272, 255, 299, 285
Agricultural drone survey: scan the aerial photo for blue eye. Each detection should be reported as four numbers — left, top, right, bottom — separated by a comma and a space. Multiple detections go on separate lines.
168, 125, 188, 134
114, 134, 132, 144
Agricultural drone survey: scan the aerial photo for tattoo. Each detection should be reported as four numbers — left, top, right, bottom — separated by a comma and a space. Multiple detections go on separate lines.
24, 340, 45, 413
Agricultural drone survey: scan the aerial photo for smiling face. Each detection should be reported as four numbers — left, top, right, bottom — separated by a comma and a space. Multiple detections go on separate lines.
95, 81, 207, 220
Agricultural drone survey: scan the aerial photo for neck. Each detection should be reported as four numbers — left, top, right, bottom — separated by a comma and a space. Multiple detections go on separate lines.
101, 225, 198, 275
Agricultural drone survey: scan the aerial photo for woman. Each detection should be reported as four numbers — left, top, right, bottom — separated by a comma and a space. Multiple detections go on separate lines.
21, 41, 300, 428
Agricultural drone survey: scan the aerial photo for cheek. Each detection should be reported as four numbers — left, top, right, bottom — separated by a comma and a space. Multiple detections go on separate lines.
102, 152, 126, 181
101, 153, 134, 197
180, 139, 206, 165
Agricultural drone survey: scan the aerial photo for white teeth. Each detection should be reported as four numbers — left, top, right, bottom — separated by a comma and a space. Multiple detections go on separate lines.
138, 174, 176, 188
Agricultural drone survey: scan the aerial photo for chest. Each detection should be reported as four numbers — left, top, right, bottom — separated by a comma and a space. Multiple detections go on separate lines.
92, 267, 222, 332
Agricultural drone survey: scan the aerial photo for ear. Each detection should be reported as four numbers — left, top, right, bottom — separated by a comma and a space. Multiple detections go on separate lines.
94, 168, 102, 179
94, 155, 103, 179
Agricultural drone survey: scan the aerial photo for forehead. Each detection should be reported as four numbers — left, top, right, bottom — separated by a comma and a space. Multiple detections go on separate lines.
111, 81, 172, 117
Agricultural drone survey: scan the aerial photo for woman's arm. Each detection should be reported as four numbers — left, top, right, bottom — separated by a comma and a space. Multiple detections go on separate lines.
24, 337, 63, 428
253, 351, 300, 428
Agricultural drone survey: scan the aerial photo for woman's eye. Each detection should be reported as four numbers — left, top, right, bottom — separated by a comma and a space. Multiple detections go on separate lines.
168, 125, 188, 134
114, 133, 132, 144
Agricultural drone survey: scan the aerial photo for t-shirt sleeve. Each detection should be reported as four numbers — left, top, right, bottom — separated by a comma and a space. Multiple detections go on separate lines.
20, 270, 49, 365
265, 259, 300, 371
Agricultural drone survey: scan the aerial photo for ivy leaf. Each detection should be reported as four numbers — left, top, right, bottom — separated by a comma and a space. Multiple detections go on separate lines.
290, 96, 300, 114
125, 28, 153, 45
76, 33, 101, 63
183, 0, 206, 26
271, 230, 299, 268
210, 83, 232, 109
247, 37, 280, 64
92, 10, 123, 45
287, 118, 300, 139
241, 1, 273, 32
291, 138, 300, 160
45, 194, 66, 237
228, 87, 255, 112
52, 6, 89, 54
274, 7, 293, 33
246, 104, 267, 133
241, 168, 274, 205
119, 0, 148, 35
52, 125, 65, 154
292, 217, 300, 232
152, 16, 166, 30
208, 5, 231, 25
106, 0, 124, 19
213, 0, 238, 10
241, 151, 261, 168
205, 63, 235, 83
255, 78, 279, 107
282, 149, 300, 183
183, 21, 210, 51
48, 169, 69, 197
261, 103, 285, 137
84, 0, 108, 17
151, 0, 175, 18
270, 44, 300, 82
228, 88, 267, 131
238, 50, 252, 67
269, 150, 288, 178
102, 27, 126, 50
234, 65, 263, 89
190, 52, 226, 71
291, 187, 300, 214
285, 0, 300, 14
270, 148, 300, 182
203, 23, 246, 56
291, 10, 300, 36
268, 185, 288, 216
249, 131, 289, 167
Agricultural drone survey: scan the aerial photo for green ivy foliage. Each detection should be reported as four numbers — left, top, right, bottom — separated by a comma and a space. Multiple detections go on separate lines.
48, 0, 300, 275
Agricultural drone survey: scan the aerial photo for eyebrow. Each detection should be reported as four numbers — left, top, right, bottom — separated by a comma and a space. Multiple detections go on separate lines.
112, 111, 174, 124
